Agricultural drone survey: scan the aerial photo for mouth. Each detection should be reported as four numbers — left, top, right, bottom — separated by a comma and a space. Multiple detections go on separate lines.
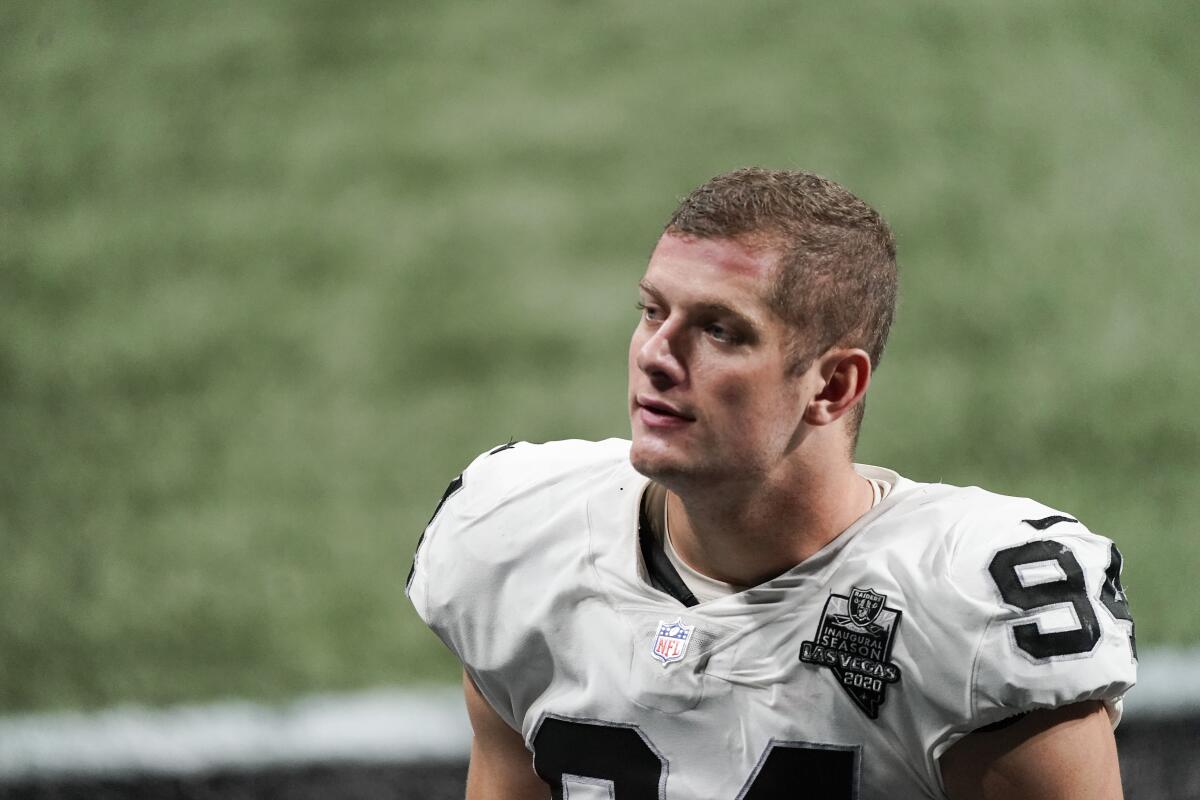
634, 395, 696, 427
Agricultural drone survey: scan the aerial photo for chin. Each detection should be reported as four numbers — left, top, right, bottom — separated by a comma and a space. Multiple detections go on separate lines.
628, 439, 676, 481
629, 438, 701, 486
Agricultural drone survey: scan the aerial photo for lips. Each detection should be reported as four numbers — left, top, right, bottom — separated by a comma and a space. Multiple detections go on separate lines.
635, 395, 696, 424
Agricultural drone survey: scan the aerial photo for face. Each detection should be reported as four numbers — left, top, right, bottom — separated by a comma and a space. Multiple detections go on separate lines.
628, 233, 826, 485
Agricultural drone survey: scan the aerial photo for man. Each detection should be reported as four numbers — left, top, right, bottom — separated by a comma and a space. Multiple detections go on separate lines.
407, 169, 1136, 799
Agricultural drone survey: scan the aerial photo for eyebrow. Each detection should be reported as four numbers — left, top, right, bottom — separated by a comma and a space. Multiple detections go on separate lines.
638, 280, 760, 328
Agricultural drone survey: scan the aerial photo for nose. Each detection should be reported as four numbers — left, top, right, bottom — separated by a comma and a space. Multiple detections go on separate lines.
635, 323, 686, 388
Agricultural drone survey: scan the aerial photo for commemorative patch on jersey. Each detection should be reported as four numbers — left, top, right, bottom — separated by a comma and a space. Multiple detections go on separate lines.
651, 618, 695, 666
799, 587, 903, 719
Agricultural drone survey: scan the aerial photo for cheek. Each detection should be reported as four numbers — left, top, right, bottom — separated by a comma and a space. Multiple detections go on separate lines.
713, 378, 752, 410
712, 373, 804, 430
711, 375, 778, 423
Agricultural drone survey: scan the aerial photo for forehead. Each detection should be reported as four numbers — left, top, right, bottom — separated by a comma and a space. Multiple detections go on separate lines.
641, 233, 779, 315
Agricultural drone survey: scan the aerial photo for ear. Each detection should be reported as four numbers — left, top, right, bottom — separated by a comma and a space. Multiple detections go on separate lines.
803, 348, 872, 427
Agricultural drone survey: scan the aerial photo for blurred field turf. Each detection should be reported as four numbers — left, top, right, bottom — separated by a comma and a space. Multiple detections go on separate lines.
2, 1, 1197, 711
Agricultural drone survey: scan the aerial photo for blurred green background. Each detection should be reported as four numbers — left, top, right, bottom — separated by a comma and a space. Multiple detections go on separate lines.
2, 1, 1197, 712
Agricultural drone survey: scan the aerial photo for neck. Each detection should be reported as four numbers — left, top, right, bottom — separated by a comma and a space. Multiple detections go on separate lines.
663, 458, 872, 588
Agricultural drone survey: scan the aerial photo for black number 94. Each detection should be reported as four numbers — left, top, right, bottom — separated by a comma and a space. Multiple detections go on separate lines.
988, 540, 1135, 660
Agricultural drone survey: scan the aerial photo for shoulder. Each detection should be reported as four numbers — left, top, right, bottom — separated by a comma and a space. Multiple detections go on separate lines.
450, 437, 632, 511
911, 482, 1125, 610
877, 476, 1118, 577
858, 475, 1135, 764
406, 438, 632, 623
407, 439, 634, 726
410, 437, 631, 571
884, 477, 1132, 655
898, 479, 1136, 728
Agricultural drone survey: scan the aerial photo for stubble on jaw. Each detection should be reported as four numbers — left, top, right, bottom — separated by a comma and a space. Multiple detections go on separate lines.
628, 433, 763, 498
628, 438, 705, 491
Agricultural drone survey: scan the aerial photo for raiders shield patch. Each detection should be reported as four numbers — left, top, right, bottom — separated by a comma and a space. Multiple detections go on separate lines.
799, 587, 903, 719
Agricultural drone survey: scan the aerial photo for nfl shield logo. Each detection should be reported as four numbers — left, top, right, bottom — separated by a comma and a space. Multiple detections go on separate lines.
849, 587, 886, 626
651, 618, 695, 666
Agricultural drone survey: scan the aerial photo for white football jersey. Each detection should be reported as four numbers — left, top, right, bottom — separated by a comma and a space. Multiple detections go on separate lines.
407, 439, 1136, 800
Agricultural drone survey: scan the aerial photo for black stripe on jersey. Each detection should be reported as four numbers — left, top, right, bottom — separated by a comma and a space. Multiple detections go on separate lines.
1021, 515, 1079, 530
405, 473, 465, 594
488, 439, 519, 455
426, 474, 464, 527
638, 487, 699, 608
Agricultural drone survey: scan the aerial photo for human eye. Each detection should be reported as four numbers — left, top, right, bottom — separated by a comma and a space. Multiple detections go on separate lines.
635, 301, 662, 322
704, 321, 740, 344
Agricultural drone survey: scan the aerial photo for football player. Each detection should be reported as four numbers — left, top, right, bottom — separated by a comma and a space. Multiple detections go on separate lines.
408, 169, 1136, 799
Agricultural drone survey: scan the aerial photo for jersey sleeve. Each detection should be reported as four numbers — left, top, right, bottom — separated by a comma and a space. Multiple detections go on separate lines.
405, 438, 631, 732
405, 442, 529, 729
946, 496, 1137, 732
